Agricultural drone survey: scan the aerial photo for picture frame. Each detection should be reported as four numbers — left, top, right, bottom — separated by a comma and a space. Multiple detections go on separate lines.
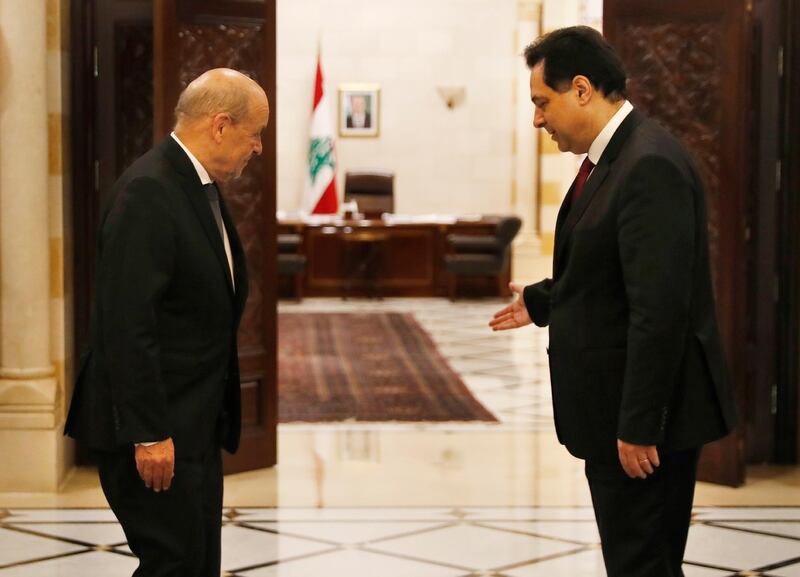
338, 84, 380, 138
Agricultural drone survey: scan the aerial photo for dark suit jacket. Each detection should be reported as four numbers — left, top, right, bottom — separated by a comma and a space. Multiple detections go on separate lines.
65, 137, 249, 458
523, 109, 737, 463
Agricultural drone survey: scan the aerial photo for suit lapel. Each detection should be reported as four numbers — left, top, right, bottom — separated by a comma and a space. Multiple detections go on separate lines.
553, 109, 645, 276
552, 182, 575, 271
159, 137, 236, 299
555, 163, 611, 261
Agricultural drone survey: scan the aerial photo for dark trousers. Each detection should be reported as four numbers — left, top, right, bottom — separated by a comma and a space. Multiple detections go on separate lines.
96, 445, 223, 577
585, 447, 700, 577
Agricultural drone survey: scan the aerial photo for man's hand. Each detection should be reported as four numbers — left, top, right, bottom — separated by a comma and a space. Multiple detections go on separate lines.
489, 283, 532, 331
135, 438, 175, 492
617, 439, 660, 479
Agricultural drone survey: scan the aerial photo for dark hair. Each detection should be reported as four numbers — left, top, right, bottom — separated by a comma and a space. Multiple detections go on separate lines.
523, 26, 627, 101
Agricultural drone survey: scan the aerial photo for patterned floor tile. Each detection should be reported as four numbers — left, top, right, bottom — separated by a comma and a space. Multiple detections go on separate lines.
0, 526, 86, 567
684, 524, 800, 572
238, 548, 466, 577
0, 550, 136, 577
367, 524, 582, 571
476, 520, 600, 544
244, 521, 450, 545
693, 508, 800, 521
3, 507, 800, 576
711, 521, 800, 540
231, 508, 455, 522
459, 507, 598, 521
221, 525, 335, 572
4, 510, 119, 523
772, 559, 800, 577
502, 548, 605, 577
2, 522, 127, 547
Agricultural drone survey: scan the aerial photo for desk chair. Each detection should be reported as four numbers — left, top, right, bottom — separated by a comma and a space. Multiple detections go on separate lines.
344, 171, 395, 218
443, 216, 522, 300
278, 233, 306, 301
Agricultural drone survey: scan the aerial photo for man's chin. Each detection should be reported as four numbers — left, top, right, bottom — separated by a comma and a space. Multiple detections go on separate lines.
217, 169, 244, 184
232, 163, 251, 180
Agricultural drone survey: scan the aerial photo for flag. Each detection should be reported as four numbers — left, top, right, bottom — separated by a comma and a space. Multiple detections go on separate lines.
303, 53, 338, 214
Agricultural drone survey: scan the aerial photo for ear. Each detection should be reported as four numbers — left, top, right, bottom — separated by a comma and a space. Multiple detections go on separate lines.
210, 112, 232, 143
572, 75, 593, 105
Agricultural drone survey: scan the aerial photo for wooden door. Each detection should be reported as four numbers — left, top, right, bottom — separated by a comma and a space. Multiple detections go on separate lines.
604, 0, 752, 486
71, 0, 155, 395
71, 0, 157, 465
153, 0, 278, 473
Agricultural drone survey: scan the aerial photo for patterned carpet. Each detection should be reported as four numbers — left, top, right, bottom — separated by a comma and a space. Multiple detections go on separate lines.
278, 313, 497, 423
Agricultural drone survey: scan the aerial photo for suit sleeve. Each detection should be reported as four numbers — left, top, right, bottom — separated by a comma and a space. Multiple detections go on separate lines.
99, 176, 176, 445
523, 279, 553, 327
616, 155, 694, 445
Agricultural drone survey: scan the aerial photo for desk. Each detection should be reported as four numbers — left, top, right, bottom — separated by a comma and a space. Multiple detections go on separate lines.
278, 217, 511, 298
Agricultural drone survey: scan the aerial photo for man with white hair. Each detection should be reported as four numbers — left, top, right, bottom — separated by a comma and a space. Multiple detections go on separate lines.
66, 68, 270, 577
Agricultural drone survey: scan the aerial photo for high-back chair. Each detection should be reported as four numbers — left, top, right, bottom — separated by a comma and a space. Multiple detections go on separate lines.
443, 216, 523, 300
343, 171, 395, 218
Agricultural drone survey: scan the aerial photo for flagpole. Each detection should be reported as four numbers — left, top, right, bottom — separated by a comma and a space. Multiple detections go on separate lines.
303, 35, 339, 215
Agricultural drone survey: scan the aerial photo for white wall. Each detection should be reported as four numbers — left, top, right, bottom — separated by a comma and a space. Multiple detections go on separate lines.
277, 0, 520, 216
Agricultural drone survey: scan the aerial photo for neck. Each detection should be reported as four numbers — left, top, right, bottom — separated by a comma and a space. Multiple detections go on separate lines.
174, 126, 216, 179
580, 98, 625, 154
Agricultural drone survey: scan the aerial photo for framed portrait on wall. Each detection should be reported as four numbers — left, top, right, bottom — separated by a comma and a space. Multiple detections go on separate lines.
339, 84, 380, 137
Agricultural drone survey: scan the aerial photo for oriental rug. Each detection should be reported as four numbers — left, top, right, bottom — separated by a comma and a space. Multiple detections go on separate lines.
278, 313, 497, 423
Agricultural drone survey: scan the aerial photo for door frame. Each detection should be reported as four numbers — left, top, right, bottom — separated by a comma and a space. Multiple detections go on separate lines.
777, 0, 800, 462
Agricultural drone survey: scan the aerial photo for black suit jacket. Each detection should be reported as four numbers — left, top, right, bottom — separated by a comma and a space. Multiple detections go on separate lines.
65, 137, 249, 458
523, 109, 737, 463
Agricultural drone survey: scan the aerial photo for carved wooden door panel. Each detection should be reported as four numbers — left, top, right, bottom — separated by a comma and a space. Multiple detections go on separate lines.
153, 0, 278, 473
604, 0, 752, 486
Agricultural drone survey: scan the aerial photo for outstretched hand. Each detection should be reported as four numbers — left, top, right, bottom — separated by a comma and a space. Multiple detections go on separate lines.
489, 283, 532, 331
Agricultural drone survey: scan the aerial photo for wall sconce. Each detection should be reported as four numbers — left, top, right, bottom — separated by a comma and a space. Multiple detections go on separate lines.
436, 85, 466, 109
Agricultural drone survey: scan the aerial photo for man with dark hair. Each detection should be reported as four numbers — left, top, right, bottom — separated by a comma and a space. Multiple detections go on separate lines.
490, 26, 736, 577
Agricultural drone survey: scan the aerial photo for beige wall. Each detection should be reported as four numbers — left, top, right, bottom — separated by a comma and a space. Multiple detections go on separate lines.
277, 0, 521, 217
276, 0, 601, 257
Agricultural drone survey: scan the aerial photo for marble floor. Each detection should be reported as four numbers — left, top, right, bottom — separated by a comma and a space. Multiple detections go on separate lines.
3, 506, 800, 576
2, 298, 799, 576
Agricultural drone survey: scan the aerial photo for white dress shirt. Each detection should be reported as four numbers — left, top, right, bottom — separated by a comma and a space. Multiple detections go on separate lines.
584, 99, 634, 178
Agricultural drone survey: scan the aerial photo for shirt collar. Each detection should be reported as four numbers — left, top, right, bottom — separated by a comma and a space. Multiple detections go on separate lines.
170, 132, 213, 185
587, 100, 634, 165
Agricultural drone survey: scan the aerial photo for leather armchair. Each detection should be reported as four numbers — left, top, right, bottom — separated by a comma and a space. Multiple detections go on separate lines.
443, 216, 522, 300
344, 171, 395, 218
278, 233, 306, 301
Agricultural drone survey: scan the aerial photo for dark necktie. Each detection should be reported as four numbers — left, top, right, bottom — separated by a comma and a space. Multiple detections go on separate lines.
204, 183, 226, 243
572, 156, 595, 205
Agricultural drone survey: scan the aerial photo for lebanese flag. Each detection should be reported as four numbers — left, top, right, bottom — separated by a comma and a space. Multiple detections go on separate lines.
303, 54, 338, 214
